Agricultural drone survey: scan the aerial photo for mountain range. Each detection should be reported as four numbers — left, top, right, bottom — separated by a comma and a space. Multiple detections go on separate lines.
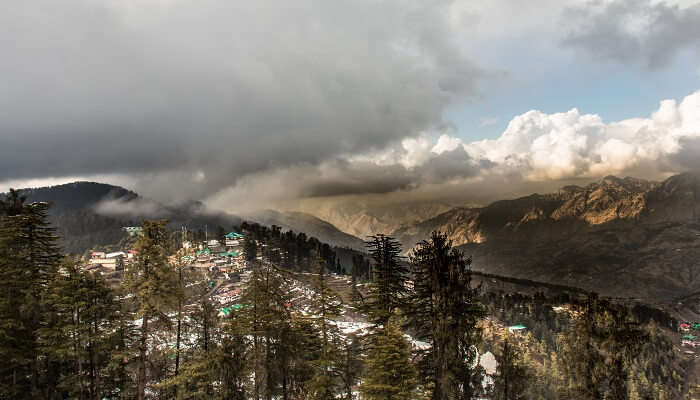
386, 173, 700, 308
7, 173, 700, 313
2, 181, 365, 254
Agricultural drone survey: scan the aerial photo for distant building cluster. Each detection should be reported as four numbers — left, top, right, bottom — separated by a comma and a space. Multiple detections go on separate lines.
680, 323, 700, 348
88, 249, 136, 271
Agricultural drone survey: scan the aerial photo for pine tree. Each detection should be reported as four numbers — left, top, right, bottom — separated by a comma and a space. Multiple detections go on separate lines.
492, 337, 529, 400
103, 292, 138, 399
39, 256, 119, 399
558, 294, 604, 399
406, 231, 486, 400
338, 333, 363, 400
360, 314, 417, 400
123, 220, 179, 400
306, 255, 342, 399
364, 235, 407, 327
0, 193, 60, 398
238, 245, 294, 400
243, 231, 258, 262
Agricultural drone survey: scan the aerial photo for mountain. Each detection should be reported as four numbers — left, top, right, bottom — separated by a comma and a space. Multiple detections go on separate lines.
392, 173, 700, 305
3, 182, 244, 254
293, 198, 459, 239
4, 181, 365, 255
243, 210, 365, 251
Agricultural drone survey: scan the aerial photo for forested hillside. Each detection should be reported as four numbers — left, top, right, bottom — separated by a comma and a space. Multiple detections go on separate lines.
0, 191, 693, 399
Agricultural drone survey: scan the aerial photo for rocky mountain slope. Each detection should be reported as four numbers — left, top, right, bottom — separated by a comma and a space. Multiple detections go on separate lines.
293, 198, 458, 239
393, 173, 700, 303
244, 210, 365, 251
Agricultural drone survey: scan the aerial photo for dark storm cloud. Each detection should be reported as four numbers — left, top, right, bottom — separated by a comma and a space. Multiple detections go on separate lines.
0, 0, 483, 201
301, 147, 485, 198
561, 0, 700, 68
421, 146, 488, 181
671, 136, 700, 171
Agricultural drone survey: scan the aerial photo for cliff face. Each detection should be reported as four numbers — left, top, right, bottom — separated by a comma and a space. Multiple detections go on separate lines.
392, 173, 700, 302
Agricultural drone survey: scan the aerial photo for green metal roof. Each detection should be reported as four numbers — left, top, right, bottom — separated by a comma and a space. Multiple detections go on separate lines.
683, 334, 697, 340
218, 251, 240, 257
195, 248, 211, 256
508, 325, 527, 330
225, 232, 244, 239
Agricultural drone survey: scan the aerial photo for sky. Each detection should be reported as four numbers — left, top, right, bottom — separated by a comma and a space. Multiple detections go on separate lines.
2, 0, 700, 212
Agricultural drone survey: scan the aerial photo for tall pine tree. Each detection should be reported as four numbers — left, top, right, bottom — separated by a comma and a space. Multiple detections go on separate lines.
123, 220, 179, 400
360, 313, 417, 400
406, 231, 486, 400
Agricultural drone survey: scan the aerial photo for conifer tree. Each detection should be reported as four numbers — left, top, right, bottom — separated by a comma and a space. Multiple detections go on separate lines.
406, 231, 486, 400
306, 255, 342, 399
238, 246, 293, 400
559, 293, 606, 400
492, 337, 529, 400
360, 314, 417, 400
123, 220, 179, 400
337, 333, 363, 400
364, 235, 407, 327
0, 192, 60, 398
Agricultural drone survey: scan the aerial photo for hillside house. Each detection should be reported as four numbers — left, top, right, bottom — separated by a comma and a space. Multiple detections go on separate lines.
196, 248, 211, 263
225, 232, 244, 247
122, 226, 142, 237
105, 251, 126, 259
508, 325, 527, 336
682, 334, 700, 347
681, 323, 691, 333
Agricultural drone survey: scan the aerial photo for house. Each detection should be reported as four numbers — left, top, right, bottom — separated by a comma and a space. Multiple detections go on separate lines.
682, 334, 699, 347
680, 323, 691, 333
91, 251, 105, 259
122, 226, 142, 237
225, 232, 244, 247
196, 248, 211, 263
105, 251, 126, 259
89, 257, 117, 269
508, 325, 527, 335
208, 239, 220, 248
181, 255, 195, 264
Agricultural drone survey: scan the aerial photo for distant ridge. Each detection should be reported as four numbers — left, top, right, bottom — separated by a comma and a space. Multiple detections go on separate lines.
3, 181, 365, 255
391, 172, 700, 306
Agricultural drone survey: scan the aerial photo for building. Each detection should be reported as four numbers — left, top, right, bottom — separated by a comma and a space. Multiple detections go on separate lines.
508, 325, 527, 335
122, 226, 143, 237
105, 251, 126, 259
682, 334, 700, 347
225, 232, 244, 247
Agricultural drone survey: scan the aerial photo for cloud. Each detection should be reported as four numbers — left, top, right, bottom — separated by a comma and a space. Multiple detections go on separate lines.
464, 89, 700, 180
479, 117, 499, 127
0, 0, 484, 201
561, 0, 700, 68
94, 197, 171, 218
209, 88, 700, 212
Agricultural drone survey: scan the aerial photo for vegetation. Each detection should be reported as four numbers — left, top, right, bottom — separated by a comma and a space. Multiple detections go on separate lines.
0, 194, 691, 399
